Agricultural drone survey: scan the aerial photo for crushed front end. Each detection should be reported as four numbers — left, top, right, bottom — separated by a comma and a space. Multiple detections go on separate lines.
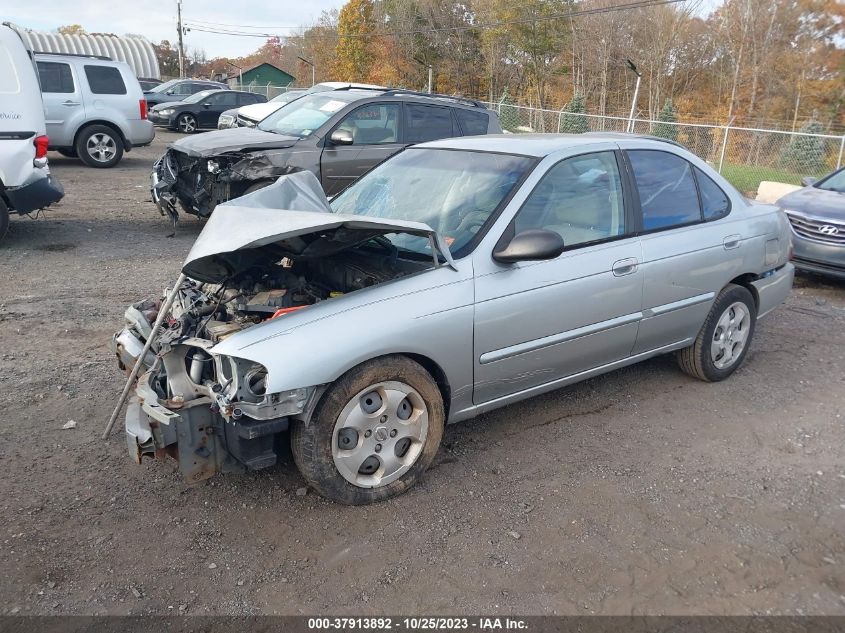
112, 278, 320, 483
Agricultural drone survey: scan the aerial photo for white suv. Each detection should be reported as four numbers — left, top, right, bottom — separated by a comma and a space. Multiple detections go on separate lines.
0, 22, 64, 242
35, 53, 154, 167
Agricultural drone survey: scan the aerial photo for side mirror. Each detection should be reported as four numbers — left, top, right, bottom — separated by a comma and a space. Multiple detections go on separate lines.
493, 229, 565, 263
201, 102, 211, 108
165, 89, 175, 95
330, 129, 354, 145
801, 176, 817, 187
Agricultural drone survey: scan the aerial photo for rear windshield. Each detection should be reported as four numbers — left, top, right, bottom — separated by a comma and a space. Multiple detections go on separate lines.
84, 65, 126, 95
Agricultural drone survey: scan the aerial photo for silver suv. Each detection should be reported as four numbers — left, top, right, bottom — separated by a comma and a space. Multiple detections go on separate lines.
35, 53, 155, 168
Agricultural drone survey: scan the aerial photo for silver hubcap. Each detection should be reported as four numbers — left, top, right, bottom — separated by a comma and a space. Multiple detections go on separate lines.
86, 133, 116, 162
332, 381, 428, 488
179, 115, 196, 132
711, 301, 751, 369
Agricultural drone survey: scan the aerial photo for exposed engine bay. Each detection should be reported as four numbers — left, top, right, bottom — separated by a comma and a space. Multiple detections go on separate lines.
112, 243, 429, 482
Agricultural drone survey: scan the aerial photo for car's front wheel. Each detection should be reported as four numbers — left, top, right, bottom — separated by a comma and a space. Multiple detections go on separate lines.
176, 113, 198, 133
677, 283, 757, 381
76, 125, 123, 168
291, 355, 444, 505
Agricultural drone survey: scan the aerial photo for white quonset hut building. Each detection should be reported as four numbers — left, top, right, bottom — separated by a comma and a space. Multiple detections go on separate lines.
19, 30, 160, 79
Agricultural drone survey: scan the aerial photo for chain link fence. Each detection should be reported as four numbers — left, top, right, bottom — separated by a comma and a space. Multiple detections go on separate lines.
229, 83, 297, 100
490, 100, 845, 194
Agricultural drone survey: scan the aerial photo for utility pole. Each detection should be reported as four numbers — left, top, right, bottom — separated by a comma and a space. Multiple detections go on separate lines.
427, 65, 433, 94
298, 56, 315, 87
177, 0, 185, 78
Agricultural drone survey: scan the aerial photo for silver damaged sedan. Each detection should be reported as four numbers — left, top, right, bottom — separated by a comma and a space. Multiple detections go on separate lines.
110, 134, 794, 504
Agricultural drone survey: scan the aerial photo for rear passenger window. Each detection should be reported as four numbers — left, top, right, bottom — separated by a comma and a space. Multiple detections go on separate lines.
404, 104, 454, 143
695, 167, 730, 220
628, 150, 700, 231
84, 65, 126, 95
37, 61, 74, 93
456, 109, 489, 136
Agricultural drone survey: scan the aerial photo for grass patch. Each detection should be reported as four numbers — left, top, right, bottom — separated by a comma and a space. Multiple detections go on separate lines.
719, 163, 805, 194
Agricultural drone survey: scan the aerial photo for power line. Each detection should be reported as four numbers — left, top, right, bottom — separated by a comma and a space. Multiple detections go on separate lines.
183, 0, 686, 41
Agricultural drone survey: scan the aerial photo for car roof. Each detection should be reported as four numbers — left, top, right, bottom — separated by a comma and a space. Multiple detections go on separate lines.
417, 133, 683, 157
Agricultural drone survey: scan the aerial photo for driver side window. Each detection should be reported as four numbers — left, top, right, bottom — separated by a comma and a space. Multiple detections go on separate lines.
334, 103, 400, 145
514, 151, 626, 248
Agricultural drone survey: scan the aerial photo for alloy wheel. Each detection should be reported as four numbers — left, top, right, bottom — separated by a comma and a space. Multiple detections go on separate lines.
178, 115, 197, 133
86, 133, 117, 163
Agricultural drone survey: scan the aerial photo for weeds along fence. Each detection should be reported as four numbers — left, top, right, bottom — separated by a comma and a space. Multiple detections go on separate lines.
492, 102, 845, 193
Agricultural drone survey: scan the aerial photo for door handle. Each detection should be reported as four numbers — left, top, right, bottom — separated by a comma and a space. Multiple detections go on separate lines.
612, 257, 638, 276
723, 234, 742, 249
61, 100, 81, 106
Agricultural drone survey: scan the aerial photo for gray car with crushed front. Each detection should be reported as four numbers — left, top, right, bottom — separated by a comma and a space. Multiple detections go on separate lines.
149, 88, 502, 227
112, 134, 794, 504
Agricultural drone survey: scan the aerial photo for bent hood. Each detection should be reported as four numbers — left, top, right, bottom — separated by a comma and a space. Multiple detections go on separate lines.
182, 171, 455, 283
169, 127, 300, 157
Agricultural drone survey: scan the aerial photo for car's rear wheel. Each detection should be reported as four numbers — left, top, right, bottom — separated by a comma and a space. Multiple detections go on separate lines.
0, 197, 10, 243
291, 355, 444, 505
176, 113, 198, 133
677, 284, 756, 382
76, 125, 123, 168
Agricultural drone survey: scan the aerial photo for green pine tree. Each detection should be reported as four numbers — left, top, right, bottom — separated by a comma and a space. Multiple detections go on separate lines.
653, 99, 678, 141
781, 118, 827, 174
560, 92, 589, 134
498, 89, 520, 133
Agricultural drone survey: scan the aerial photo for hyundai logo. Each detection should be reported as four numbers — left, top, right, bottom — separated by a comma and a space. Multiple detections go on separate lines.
819, 225, 839, 235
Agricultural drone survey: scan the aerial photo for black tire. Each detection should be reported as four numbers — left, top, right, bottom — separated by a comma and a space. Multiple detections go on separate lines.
56, 148, 77, 158
75, 124, 124, 168
676, 283, 757, 382
291, 355, 445, 505
0, 197, 10, 243
176, 113, 198, 134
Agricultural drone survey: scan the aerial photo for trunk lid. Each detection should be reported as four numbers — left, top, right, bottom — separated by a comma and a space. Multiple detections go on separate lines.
181, 171, 455, 283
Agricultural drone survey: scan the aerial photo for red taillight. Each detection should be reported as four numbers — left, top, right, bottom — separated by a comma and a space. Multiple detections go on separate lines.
139, 99, 147, 120
34, 135, 49, 159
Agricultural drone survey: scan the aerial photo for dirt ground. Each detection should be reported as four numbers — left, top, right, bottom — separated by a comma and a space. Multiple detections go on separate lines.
1, 131, 844, 617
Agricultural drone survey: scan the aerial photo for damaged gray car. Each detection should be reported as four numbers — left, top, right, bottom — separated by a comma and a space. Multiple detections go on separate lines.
113, 135, 793, 505
150, 88, 502, 227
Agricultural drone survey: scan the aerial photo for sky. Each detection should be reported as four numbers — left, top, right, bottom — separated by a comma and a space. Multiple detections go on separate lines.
5, 0, 344, 58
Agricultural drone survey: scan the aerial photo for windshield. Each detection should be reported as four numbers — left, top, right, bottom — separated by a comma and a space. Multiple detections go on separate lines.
183, 89, 220, 104
817, 168, 845, 193
147, 79, 180, 94
258, 93, 351, 137
330, 148, 534, 257
270, 90, 304, 104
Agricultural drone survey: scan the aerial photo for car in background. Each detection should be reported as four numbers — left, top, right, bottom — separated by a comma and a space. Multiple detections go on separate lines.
151, 89, 503, 223
148, 89, 267, 133
35, 52, 154, 168
138, 78, 162, 91
119, 134, 794, 503
0, 22, 64, 241
777, 168, 845, 279
218, 89, 306, 129
144, 78, 227, 107
218, 82, 388, 130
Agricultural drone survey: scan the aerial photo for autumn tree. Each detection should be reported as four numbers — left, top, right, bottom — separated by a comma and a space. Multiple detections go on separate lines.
334, 0, 375, 82
57, 24, 86, 35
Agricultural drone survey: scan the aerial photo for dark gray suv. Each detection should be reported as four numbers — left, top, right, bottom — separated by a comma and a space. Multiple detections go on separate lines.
150, 89, 502, 224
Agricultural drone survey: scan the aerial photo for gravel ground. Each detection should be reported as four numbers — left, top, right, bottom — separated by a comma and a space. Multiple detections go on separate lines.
1, 131, 844, 616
